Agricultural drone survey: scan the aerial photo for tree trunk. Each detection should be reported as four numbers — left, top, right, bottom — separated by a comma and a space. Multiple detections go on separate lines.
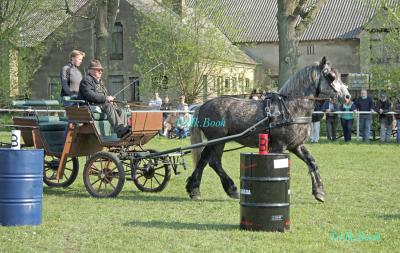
277, 0, 328, 87
94, 0, 119, 81
277, 0, 299, 87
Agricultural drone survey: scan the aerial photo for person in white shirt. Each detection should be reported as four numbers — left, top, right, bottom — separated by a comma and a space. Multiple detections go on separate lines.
148, 92, 162, 110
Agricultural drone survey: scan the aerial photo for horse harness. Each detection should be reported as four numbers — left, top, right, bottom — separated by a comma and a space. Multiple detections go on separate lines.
262, 92, 311, 133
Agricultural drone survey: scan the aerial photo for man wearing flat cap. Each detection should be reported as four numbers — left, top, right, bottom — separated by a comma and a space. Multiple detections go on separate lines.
78, 59, 130, 138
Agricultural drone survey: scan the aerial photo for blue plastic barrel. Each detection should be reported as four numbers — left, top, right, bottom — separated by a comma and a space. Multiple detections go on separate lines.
0, 149, 44, 226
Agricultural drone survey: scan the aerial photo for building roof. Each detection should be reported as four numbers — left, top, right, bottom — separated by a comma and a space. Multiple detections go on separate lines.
18, 0, 89, 47
186, 0, 400, 43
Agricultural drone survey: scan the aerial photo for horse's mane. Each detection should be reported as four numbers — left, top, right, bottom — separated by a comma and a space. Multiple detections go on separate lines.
278, 63, 320, 98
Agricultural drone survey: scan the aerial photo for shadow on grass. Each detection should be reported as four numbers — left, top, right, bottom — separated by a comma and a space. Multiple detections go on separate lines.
44, 187, 89, 198
376, 214, 400, 220
43, 187, 235, 203
120, 192, 235, 203
124, 220, 238, 231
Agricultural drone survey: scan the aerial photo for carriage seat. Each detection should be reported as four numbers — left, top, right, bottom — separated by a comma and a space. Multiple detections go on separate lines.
38, 121, 68, 131
93, 120, 119, 142
38, 119, 68, 154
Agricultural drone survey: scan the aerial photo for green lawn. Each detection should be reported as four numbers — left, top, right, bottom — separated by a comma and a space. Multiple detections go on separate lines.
0, 133, 399, 252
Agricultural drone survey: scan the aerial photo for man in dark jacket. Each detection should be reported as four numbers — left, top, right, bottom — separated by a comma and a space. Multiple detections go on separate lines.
355, 89, 374, 143
322, 97, 339, 141
375, 93, 392, 143
78, 59, 130, 138
310, 100, 324, 143
60, 50, 85, 99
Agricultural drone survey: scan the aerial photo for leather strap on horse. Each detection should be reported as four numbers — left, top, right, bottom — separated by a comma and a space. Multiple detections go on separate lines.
261, 92, 311, 136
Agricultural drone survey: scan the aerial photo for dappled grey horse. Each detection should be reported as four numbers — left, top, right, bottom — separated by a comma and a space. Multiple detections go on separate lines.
186, 57, 350, 202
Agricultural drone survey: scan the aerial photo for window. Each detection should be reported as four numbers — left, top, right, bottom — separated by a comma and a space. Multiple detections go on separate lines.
108, 75, 124, 101
111, 22, 123, 60
48, 76, 61, 100
239, 77, 244, 93
129, 76, 140, 102
216, 76, 223, 95
245, 78, 250, 89
231, 77, 237, 91
224, 78, 230, 89
306, 45, 315, 55
369, 31, 394, 63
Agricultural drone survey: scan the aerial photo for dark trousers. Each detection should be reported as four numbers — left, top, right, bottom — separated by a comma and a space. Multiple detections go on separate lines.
101, 103, 128, 134
341, 118, 353, 142
326, 116, 338, 141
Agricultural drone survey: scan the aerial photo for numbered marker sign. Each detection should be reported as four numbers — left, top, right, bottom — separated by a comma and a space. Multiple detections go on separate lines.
11, 130, 21, 149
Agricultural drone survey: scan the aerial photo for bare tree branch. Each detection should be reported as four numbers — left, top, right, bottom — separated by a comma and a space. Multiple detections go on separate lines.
295, 0, 328, 35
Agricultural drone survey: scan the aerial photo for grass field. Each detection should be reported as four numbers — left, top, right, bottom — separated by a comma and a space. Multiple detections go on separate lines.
0, 133, 399, 253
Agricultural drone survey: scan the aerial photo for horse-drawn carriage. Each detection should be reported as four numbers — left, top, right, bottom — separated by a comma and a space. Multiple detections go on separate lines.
11, 99, 186, 198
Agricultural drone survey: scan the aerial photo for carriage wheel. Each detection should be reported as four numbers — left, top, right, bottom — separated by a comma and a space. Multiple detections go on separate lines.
43, 156, 79, 187
83, 151, 125, 198
133, 149, 171, 192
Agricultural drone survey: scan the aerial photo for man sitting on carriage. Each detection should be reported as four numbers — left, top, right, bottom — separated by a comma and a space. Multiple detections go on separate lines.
78, 59, 131, 138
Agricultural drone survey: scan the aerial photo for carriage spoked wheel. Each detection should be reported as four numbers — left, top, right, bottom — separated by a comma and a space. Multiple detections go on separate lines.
83, 151, 125, 198
133, 149, 171, 192
43, 155, 79, 187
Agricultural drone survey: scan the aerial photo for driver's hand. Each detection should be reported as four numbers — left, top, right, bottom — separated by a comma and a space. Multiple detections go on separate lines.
106, 96, 115, 103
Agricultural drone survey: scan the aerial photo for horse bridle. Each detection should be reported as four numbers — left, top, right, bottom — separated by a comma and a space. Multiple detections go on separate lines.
315, 68, 337, 97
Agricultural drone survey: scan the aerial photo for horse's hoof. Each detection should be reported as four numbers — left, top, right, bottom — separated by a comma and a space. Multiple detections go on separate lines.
313, 189, 325, 203
188, 188, 201, 200
190, 194, 201, 201
228, 191, 240, 199
227, 187, 240, 199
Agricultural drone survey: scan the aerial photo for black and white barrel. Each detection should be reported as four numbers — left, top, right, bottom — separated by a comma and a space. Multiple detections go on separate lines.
240, 153, 290, 232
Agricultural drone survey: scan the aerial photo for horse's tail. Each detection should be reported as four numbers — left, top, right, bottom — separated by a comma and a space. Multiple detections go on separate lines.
190, 107, 204, 169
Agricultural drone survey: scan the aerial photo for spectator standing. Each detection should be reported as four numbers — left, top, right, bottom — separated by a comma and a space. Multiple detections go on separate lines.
310, 100, 323, 143
375, 93, 392, 143
148, 92, 162, 110
355, 89, 374, 143
340, 95, 357, 142
322, 97, 339, 141
177, 95, 188, 111
394, 94, 400, 143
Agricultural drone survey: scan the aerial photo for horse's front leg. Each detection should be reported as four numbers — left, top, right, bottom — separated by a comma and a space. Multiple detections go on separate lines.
291, 144, 325, 202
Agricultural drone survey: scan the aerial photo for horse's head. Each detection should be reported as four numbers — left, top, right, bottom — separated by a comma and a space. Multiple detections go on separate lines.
316, 57, 350, 102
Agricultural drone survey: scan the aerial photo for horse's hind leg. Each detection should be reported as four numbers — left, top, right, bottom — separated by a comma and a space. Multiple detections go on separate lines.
186, 146, 212, 200
291, 144, 325, 203
208, 144, 239, 199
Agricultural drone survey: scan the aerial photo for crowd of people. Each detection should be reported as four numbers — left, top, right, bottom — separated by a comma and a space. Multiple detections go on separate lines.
311, 89, 400, 144
148, 93, 192, 139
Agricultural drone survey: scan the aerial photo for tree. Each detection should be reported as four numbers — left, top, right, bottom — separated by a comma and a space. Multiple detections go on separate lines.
366, 3, 400, 98
133, 3, 237, 103
0, 0, 54, 106
65, 0, 120, 80
277, 0, 327, 87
